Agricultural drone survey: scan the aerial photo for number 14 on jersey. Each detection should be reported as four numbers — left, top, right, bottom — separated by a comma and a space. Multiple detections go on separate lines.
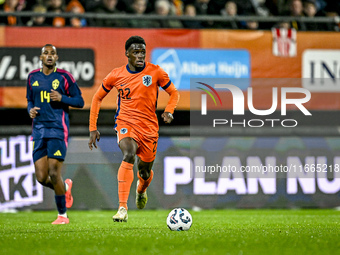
40, 91, 50, 103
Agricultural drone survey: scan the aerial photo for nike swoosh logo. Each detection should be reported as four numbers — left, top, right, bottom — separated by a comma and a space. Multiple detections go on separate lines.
120, 84, 127, 87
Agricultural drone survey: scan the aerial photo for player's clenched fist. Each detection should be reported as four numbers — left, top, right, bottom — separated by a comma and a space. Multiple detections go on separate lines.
161, 112, 174, 124
50, 89, 62, 102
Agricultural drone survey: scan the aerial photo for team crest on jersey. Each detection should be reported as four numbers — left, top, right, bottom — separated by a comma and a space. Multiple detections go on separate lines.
142, 75, 152, 87
120, 128, 128, 134
52, 79, 60, 90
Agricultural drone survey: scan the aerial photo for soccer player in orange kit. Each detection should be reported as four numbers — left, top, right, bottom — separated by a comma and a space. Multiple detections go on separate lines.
88, 36, 179, 222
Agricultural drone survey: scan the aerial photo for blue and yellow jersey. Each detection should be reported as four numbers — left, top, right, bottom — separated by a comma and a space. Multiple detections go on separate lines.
26, 67, 84, 142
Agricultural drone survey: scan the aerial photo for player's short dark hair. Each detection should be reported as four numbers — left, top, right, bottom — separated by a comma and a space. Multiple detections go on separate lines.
41, 44, 57, 53
125, 36, 146, 51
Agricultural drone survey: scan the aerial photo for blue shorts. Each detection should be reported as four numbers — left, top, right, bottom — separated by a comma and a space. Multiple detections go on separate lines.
32, 138, 67, 162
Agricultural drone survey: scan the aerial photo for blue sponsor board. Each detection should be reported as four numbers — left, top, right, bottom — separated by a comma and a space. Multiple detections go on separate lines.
151, 48, 251, 90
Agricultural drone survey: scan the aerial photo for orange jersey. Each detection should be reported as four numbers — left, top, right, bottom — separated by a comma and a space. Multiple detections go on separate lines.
89, 62, 179, 136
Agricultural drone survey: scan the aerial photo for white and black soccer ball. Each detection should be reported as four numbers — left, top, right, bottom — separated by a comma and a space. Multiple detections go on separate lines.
166, 208, 192, 231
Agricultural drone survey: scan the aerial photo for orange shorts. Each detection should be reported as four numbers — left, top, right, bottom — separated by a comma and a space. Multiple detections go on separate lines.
115, 122, 158, 162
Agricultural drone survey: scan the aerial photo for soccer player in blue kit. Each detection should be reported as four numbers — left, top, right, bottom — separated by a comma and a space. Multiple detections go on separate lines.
26, 44, 84, 224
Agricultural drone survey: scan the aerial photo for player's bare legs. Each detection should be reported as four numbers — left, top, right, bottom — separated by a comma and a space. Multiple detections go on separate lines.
34, 156, 54, 190
34, 156, 70, 224
48, 158, 66, 195
46, 158, 73, 208
119, 137, 138, 164
48, 158, 69, 224
35, 156, 66, 194
137, 158, 153, 179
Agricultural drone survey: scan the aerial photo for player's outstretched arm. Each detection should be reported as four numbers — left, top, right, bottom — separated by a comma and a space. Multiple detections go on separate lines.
88, 130, 100, 150
89, 85, 109, 150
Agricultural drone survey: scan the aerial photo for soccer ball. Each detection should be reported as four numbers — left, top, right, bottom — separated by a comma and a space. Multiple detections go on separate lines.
166, 208, 192, 231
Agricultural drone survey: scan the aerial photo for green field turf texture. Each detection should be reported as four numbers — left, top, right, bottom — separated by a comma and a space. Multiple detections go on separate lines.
0, 209, 339, 255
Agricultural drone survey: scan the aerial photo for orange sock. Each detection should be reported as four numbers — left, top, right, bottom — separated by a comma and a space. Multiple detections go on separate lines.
117, 161, 134, 210
137, 170, 154, 194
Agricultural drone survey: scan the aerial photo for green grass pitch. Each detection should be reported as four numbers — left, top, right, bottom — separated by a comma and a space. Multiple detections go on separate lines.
0, 209, 339, 255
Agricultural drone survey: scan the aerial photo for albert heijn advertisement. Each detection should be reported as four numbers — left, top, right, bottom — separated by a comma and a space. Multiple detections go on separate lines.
151, 48, 250, 90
